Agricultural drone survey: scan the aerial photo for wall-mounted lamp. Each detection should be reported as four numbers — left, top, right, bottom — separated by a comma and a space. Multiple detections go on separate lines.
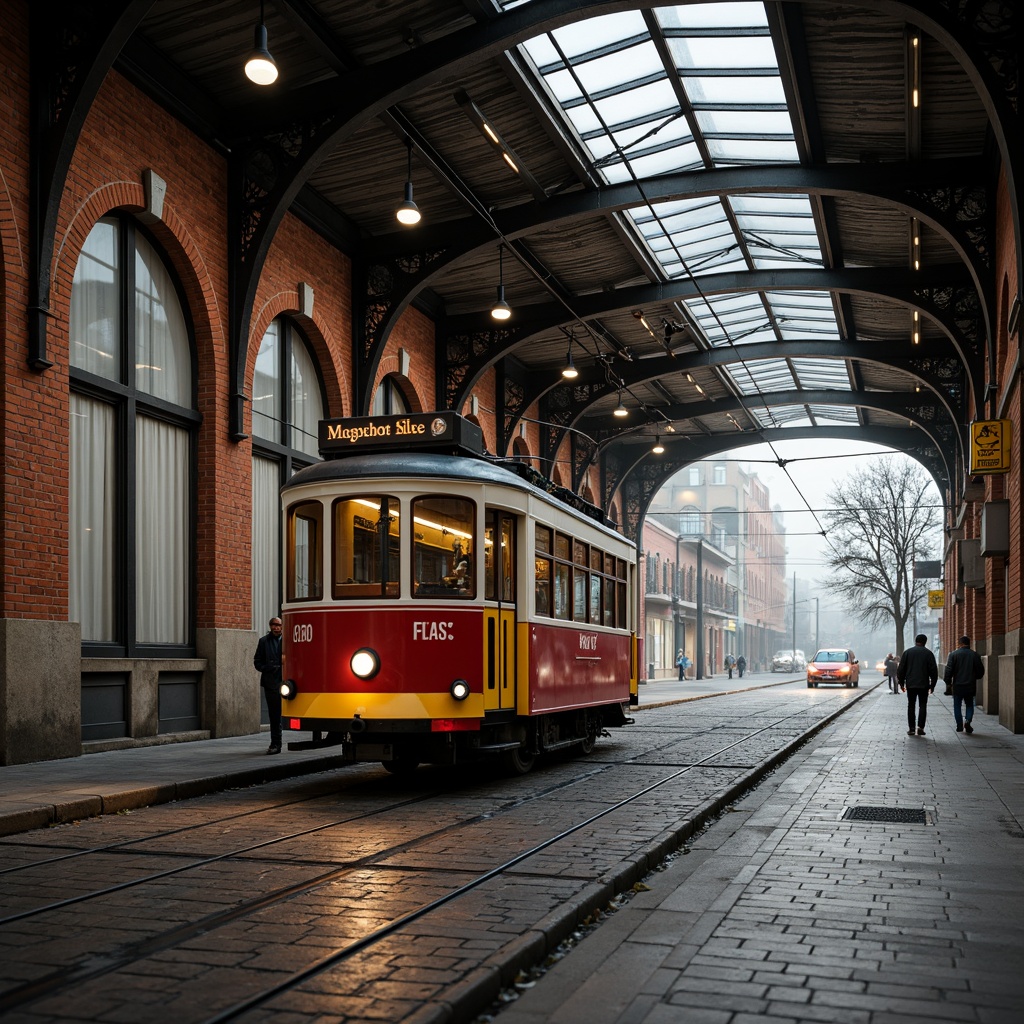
912, 309, 920, 344
244, 0, 278, 85
652, 436, 665, 454
491, 244, 511, 321
395, 139, 421, 226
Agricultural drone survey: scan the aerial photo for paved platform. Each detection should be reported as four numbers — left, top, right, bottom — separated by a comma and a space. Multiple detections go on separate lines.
0, 732, 350, 837
492, 688, 1024, 1024
0, 674, 790, 839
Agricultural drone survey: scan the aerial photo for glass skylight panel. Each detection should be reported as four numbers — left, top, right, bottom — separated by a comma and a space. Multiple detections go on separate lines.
548, 10, 648, 59
707, 138, 800, 163
790, 359, 851, 389
766, 292, 841, 339
659, 2, 769, 30
806, 405, 860, 424
770, 407, 815, 426
572, 43, 663, 95
730, 359, 796, 391
684, 75, 786, 106
665, 36, 778, 71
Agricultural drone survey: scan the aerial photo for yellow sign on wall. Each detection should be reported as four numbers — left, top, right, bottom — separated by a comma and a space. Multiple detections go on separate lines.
969, 419, 1011, 474
927, 590, 945, 609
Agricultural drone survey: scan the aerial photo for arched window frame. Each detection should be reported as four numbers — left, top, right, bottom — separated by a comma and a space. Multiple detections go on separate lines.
69, 214, 200, 658
251, 317, 328, 630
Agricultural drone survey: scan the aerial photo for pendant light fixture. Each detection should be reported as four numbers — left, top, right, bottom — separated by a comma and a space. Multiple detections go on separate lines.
561, 336, 578, 379
613, 390, 628, 417
652, 435, 665, 454
395, 139, 421, 226
490, 244, 511, 321
244, 0, 278, 86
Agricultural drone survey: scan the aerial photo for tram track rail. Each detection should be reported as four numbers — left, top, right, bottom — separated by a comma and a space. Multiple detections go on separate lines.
0, 685, 874, 1022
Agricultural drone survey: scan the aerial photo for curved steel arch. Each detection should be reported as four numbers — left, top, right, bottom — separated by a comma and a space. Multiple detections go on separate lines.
446, 265, 983, 414
511, 339, 966, 459
367, 159, 991, 384
601, 424, 950, 542
214, 0, 1018, 437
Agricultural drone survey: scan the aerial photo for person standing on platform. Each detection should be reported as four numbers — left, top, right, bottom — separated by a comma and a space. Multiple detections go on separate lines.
897, 633, 938, 737
736, 654, 746, 678
254, 616, 284, 754
884, 653, 899, 694
943, 635, 984, 734
675, 649, 686, 680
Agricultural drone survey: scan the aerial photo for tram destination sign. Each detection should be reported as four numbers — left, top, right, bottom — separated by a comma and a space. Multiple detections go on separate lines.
319, 411, 483, 457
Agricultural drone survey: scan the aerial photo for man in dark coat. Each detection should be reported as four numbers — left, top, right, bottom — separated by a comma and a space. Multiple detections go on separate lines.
943, 634, 985, 734
897, 633, 938, 737
254, 616, 284, 754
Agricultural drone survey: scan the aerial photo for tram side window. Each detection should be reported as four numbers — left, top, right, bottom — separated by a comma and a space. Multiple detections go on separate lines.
617, 558, 628, 628
413, 496, 476, 598
287, 501, 323, 602
573, 540, 588, 622
332, 496, 400, 598
534, 526, 552, 616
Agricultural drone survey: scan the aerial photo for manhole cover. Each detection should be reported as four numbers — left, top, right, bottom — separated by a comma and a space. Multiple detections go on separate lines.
843, 806, 927, 823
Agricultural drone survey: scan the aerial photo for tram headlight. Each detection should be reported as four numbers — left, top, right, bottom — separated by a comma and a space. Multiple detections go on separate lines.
449, 679, 470, 701
350, 647, 381, 680
280, 679, 298, 700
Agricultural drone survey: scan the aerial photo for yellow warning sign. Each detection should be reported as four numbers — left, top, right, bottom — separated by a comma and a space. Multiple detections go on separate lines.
969, 419, 1011, 474
927, 590, 945, 609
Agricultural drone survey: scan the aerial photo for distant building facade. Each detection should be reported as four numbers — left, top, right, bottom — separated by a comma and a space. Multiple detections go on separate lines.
643, 461, 786, 677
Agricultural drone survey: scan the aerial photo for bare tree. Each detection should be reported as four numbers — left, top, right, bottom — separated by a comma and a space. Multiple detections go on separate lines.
822, 455, 941, 655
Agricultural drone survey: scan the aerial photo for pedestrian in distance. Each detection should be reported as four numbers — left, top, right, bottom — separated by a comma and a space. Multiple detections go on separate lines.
884, 653, 899, 694
736, 654, 746, 678
676, 649, 685, 680
897, 633, 938, 736
254, 616, 284, 754
943, 635, 984, 734
725, 652, 736, 679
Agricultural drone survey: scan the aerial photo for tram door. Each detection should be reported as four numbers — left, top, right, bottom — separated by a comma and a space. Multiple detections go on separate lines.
483, 510, 516, 711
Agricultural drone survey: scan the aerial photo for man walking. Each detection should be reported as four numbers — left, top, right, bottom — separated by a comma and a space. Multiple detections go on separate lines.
943, 635, 984, 734
254, 616, 284, 754
897, 633, 938, 737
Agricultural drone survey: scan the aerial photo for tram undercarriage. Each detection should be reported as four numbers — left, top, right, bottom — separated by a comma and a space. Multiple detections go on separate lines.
286, 702, 633, 774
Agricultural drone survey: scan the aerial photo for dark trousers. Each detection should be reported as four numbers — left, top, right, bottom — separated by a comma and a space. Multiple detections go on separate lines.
262, 683, 282, 746
906, 687, 930, 730
953, 693, 975, 728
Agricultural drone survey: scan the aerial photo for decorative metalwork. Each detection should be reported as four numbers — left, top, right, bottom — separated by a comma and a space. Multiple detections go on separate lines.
913, 284, 986, 365
502, 375, 526, 453
934, 0, 1019, 116
905, 182, 991, 268
442, 326, 515, 410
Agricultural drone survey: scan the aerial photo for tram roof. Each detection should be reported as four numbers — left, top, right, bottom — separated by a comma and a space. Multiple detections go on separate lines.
285, 452, 624, 537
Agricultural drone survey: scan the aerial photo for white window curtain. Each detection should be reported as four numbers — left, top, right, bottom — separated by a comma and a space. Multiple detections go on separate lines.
70, 395, 116, 640
252, 455, 281, 629
136, 416, 190, 643
69, 219, 120, 380
134, 233, 191, 405
290, 340, 323, 458
252, 320, 281, 441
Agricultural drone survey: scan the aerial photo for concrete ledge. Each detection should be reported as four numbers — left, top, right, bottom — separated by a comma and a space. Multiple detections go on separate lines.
0, 751, 353, 838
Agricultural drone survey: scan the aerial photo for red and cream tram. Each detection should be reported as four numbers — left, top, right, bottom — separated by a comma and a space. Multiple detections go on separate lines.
278, 411, 638, 774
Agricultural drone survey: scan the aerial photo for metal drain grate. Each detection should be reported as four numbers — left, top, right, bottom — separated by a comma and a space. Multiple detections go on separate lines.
843, 806, 927, 823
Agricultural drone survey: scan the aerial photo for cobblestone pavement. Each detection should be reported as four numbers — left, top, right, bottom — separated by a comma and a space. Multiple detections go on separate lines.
0, 683, 865, 1023
492, 687, 1024, 1024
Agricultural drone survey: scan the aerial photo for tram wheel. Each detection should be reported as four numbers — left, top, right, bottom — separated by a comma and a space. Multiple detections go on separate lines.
381, 756, 419, 775
501, 745, 536, 775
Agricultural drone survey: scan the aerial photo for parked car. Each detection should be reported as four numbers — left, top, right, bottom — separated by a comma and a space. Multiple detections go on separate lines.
772, 649, 806, 672
807, 649, 860, 688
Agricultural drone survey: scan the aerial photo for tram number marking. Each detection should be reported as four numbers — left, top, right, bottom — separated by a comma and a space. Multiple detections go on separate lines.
292, 624, 314, 643
579, 634, 598, 651
413, 621, 455, 641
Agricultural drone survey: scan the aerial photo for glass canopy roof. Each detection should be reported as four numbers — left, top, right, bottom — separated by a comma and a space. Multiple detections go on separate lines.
513, 1, 849, 414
